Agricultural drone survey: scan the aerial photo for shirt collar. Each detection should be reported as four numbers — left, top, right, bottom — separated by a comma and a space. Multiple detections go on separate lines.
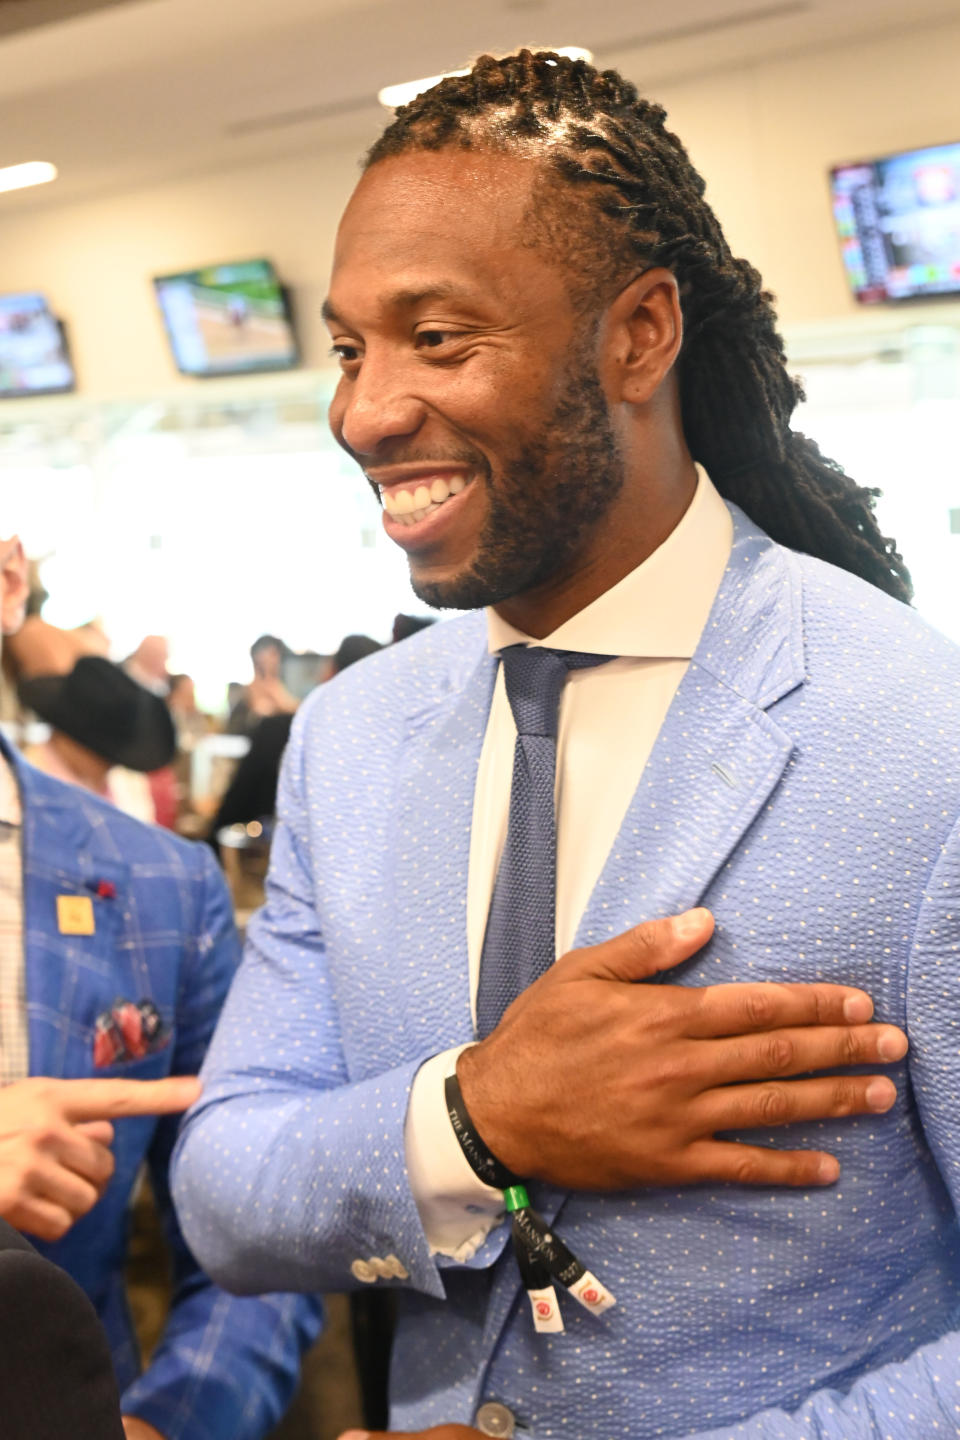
486, 464, 733, 658
0, 747, 22, 829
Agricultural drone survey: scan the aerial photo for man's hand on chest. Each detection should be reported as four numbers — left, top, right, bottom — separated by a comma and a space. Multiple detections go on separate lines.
457, 907, 907, 1192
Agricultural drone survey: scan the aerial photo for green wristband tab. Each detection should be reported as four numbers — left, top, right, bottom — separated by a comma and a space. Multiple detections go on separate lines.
504, 1184, 531, 1213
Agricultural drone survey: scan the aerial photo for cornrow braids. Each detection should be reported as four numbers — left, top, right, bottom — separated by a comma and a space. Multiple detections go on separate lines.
366, 49, 912, 602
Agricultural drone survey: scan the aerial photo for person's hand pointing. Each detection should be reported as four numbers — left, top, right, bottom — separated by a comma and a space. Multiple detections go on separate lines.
0, 1075, 201, 1241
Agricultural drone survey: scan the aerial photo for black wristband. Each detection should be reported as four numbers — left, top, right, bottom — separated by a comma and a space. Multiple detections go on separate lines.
444, 1072, 518, 1191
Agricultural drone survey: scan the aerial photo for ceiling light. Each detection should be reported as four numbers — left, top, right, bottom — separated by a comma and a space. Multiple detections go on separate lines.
0, 161, 58, 195
378, 48, 593, 109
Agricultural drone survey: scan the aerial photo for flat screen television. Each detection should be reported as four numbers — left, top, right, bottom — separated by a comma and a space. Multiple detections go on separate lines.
831, 141, 960, 303
0, 292, 75, 398
153, 258, 299, 376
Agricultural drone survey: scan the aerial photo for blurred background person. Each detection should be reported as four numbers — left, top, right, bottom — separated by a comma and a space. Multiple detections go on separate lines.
164, 673, 211, 831
226, 633, 299, 736
19, 656, 175, 823
208, 711, 293, 857
330, 633, 382, 674
125, 635, 171, 697
166, 673, 209, 748
3, 610, 109, 692
210, 632, 381, 855
391, 613, 436, 644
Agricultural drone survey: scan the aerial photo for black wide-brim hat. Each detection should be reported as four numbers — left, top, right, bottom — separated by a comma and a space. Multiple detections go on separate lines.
19, 656, 176, 773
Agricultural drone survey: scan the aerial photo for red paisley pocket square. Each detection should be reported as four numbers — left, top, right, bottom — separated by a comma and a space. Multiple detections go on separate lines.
93, 999, 170, 1068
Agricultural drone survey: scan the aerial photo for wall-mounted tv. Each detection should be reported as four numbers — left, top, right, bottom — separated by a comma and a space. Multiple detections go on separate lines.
0, 292, 75, 398
153, 258, 299, 376
831, 141, 960, 304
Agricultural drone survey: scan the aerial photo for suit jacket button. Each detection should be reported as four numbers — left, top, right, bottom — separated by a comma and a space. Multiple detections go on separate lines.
475, 1401, 515, 1437
350, 1259, 378, 1284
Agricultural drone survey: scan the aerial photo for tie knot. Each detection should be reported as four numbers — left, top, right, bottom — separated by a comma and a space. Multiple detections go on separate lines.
498, 644, 610, 738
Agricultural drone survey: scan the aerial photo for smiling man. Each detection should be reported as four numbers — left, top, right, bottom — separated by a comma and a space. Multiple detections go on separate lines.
173, 51, 960, 1440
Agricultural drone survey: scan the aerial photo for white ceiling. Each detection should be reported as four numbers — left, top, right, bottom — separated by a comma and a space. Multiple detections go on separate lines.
2, 0, 959, 214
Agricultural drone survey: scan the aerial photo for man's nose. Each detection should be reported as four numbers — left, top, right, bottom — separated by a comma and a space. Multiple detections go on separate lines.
334, 355, 425, 457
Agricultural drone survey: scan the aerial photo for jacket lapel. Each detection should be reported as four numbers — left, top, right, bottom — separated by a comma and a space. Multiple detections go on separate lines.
573, 510, 805, 953
390, 628, 498, 1060
13, 755, 132, 1079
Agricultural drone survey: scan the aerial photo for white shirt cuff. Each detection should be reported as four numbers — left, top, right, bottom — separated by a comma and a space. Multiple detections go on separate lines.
405, 1044, 506, 1261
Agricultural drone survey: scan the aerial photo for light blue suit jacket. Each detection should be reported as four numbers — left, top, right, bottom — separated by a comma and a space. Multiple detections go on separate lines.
173, 508, 960, 1438
10, 747, 322, 1440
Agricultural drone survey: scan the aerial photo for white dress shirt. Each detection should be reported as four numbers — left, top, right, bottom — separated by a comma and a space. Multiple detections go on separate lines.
404, 466, 733, 1257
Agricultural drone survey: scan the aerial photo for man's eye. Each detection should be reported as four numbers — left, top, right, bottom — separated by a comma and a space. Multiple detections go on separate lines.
415, 329, 457, 349
330, 344, 360, 364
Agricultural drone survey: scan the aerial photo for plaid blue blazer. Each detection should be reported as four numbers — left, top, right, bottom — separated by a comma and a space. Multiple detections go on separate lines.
8, 745, 322, 1440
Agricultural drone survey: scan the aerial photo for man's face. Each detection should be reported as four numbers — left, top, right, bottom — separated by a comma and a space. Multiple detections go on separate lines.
325, 148, 625, 610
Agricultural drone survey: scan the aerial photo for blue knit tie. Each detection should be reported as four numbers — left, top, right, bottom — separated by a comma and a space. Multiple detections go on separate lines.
476, 644, 612, 1038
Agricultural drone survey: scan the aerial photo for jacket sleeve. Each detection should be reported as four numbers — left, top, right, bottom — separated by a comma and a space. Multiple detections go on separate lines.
120, 842, 323, 1440
171, 720, 449, 1303
664, 815, 960, 1440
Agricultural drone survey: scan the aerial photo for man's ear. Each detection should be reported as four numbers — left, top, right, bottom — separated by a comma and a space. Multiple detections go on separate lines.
601, 268, 683, 406
0, 537, 29, 637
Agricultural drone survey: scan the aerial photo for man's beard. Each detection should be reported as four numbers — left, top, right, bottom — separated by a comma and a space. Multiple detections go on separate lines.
411, 356, 625, 612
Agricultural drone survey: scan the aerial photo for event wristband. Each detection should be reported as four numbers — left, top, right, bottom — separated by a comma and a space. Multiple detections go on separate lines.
444, 1073, 517, 1190
445, 1073, 616, 1329
512, 1221, 564, 1334
511, 1200, 616, 1316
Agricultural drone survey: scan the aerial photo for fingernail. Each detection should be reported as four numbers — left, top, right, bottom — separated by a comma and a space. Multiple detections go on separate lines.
877, 1028, 908, 1062
338, 1432, 370, 1440
866, 1078, 896, 1111
842, 992, 873, 1023
674, 907, 710, 941
817, 1155, 840, 1184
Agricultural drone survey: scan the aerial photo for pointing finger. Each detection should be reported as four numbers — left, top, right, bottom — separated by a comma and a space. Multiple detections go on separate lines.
58, 1075, 202, 1123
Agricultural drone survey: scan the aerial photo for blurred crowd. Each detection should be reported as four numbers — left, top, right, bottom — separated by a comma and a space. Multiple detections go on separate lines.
0, 571, 434, 904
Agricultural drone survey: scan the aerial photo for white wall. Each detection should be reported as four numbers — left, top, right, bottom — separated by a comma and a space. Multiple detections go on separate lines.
656, 14, 960, 339
1, 14, 959, 397
0, 142, 365, 399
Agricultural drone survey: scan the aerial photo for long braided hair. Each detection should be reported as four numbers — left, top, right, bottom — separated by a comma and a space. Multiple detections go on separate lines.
366, 50, 912, 602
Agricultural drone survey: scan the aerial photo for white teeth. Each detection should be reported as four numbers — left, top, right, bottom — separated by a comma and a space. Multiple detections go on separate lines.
380, 474, 470, 523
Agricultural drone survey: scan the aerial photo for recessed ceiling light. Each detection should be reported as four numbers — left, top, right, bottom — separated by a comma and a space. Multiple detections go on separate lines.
378, 48, 593, 109
0, 161, 58, 195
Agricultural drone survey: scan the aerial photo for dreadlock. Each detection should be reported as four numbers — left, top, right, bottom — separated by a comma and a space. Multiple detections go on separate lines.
366, 50, 912, 602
